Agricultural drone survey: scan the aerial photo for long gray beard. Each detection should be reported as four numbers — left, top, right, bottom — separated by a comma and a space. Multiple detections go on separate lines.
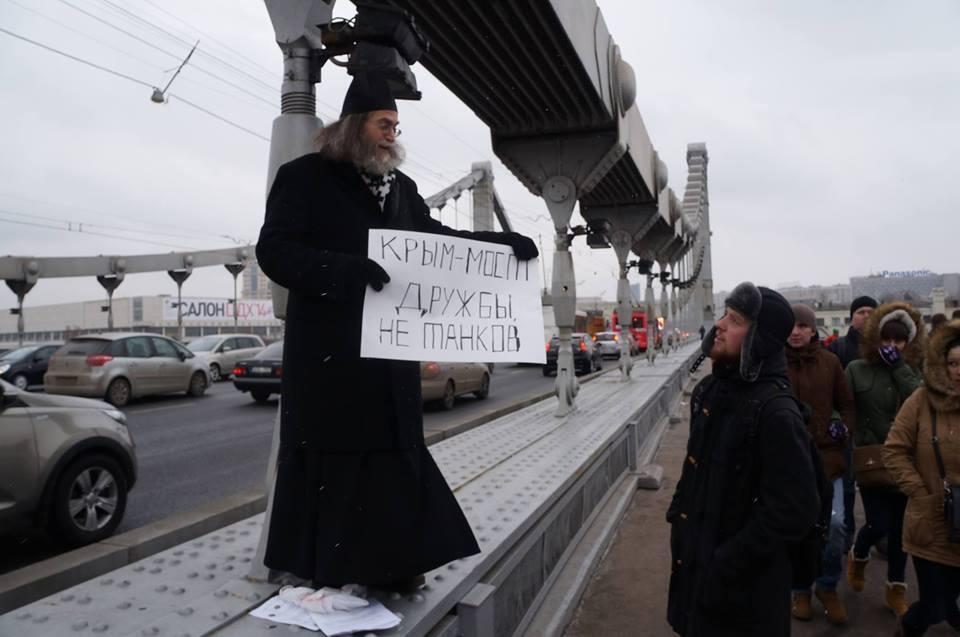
354, 140, 405, 176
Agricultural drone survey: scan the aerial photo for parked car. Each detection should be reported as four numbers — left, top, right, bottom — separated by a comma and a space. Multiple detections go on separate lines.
592, 332, 625, 359
0, 378, 137, 546
543, 333, 603, 376
0, 343, 62, 390
421, 361, 491, 410
186, 334, 265, 382
44, 333, 209, 407
232, 341, 283, 403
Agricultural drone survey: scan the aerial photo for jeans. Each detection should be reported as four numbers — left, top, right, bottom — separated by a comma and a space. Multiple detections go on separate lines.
793, 478, 847, 592
853, 487, 908, 583
817, 478, 847, 590
901, 556, 960, 635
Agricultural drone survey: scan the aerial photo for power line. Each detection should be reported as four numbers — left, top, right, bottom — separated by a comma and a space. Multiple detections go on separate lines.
0, 212, 199, 250
0, 26, 271, 143
3, 0, 165, 72
95, 0, 280, 95
53, 0, 280, 110
0, 26, 154, 88
138, 0, 277, 79
0, 200, 252, 244
169, 94, 270, 141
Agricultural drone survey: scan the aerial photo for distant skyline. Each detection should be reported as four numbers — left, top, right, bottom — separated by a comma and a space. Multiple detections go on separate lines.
2, 0, 958, 310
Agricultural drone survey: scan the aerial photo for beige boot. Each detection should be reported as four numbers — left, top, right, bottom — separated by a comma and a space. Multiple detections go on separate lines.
885, 581, 909, 617
814, 587, 849, 625
791, 590, 813, 621
846, 549, 868, 592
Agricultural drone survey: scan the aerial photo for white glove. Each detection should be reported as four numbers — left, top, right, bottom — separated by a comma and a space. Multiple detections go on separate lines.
278, 585, 370, 614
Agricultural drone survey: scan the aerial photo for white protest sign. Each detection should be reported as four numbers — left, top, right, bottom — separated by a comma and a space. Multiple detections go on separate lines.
360, 229, 546, 363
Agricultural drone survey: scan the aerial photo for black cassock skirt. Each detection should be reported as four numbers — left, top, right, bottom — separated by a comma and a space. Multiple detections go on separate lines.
264, 443, 480, 586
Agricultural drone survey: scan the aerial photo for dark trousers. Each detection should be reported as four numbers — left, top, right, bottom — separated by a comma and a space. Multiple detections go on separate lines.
901, 556, 960, 635
853, 488, 908, 582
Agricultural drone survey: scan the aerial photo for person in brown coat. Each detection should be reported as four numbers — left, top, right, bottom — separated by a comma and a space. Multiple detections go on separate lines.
884, 320, 960, 635
786, 304, 857, 625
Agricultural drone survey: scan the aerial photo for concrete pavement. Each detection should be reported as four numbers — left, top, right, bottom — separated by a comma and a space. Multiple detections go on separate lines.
564, 368, 955, 637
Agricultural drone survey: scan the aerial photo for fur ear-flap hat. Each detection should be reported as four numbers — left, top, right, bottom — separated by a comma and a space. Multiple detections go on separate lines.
695, 282, 795, 381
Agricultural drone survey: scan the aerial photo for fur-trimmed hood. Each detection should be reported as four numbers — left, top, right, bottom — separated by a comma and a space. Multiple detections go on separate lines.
860, 301, 925, 368
924, 319, 960, 413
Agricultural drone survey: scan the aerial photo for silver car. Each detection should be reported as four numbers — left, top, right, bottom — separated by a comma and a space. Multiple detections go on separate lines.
44, 333, 210, 407
0, 378, 137, 546
420, 361, 491, 410
186, 334, 265, 382
592, 331, 624, 359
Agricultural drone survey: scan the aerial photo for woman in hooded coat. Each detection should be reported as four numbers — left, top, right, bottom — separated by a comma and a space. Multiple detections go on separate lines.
884, 320, 960, 635
845, 301, 925, 616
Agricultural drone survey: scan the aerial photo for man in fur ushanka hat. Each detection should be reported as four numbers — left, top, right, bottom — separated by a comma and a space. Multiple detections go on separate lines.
667, 282, 820, 636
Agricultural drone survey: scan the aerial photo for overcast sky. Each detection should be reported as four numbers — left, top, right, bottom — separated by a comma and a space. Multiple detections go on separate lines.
1, 0, 957, 311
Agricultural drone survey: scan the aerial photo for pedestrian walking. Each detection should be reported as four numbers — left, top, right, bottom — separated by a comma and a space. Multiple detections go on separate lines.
667, 283, 820, 636
786, 304, 857, 625
698, 324, 706, 340
846, 302, 925, 617
831, 295, 879, 549
256, 73, 538, 590
884, 319, 960, 636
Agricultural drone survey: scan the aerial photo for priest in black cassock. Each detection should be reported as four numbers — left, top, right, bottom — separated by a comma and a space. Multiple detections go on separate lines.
257, 73, 538, 590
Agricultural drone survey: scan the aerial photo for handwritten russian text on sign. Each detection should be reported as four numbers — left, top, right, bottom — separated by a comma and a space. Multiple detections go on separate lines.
361, 229, 546, 363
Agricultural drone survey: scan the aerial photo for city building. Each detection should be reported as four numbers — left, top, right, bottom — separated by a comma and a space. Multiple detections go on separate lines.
242, 261, 273, 300
0, 295, 283, 345
851, 270, 960, 304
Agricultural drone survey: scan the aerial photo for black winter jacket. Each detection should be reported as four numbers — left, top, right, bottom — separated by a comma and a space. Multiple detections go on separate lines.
828, 327, 861, 370
667, 354, 820, 636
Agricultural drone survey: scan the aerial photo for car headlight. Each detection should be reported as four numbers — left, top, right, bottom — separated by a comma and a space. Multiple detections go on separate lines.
0, 364, 9, 375
103, 409, 127, 426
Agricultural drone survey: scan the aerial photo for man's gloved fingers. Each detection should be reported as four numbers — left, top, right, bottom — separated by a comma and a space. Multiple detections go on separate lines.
370, 280, 384, 292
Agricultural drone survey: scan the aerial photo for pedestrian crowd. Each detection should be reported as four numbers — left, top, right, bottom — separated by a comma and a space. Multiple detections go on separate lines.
668, 286, 960, 636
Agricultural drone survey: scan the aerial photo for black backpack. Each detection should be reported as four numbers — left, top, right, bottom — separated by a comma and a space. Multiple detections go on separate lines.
739, 380, 834, 588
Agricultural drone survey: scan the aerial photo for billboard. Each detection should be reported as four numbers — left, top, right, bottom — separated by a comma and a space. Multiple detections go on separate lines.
162, 297, 275, 323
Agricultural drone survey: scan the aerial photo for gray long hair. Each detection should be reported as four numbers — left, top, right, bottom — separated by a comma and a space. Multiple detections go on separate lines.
313, 113, 405, 175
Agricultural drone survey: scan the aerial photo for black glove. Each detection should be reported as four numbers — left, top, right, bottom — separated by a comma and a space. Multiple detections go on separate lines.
499, 232, 539, 261
360, 258, 390, 292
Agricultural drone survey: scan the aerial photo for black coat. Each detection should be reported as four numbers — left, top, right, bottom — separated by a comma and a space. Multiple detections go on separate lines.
256, 153, 513, 585
667, 354, 819, 636
827, 327, 861, 370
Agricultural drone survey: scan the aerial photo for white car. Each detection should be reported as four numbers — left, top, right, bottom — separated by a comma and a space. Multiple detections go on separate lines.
187, 334, 265, 382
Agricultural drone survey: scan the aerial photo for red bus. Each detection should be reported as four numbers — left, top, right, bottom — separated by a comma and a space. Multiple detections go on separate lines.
611, 308, 649, 352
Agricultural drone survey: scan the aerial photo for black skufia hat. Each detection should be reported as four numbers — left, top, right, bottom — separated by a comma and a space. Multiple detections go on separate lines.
340, 72, 397, 117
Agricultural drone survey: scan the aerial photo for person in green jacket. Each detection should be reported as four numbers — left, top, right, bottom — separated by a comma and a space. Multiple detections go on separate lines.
846, 301, 925, 617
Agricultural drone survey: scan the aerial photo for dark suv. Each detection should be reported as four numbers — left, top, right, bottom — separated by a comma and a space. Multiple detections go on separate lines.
543, 333, 603, 376
0, 343, 62, 390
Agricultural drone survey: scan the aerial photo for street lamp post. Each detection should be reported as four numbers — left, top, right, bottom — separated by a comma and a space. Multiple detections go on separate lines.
97, 269, 125, 331
167, 267, 192, 341
224, 262, 246, 330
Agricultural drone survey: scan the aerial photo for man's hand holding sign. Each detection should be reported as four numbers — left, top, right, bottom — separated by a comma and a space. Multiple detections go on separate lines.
360, 230, 546, 364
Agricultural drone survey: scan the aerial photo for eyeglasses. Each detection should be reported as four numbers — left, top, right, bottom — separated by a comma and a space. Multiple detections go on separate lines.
376, 122, 402, 137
